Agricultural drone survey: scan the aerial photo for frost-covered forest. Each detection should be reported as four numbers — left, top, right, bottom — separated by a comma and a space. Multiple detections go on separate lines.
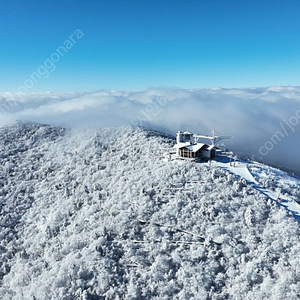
1, 122, 300, 300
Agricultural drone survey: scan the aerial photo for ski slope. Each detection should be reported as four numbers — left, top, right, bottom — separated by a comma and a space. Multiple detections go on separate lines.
214, 155, 300, 223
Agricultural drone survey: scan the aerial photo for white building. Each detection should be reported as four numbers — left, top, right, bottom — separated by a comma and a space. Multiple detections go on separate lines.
174, 131, 216, 160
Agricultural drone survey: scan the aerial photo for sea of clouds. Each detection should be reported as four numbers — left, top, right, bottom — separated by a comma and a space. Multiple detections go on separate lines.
1, 86, 300, 173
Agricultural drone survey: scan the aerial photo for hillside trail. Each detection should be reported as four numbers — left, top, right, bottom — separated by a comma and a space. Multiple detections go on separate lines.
213, 155, 300, 223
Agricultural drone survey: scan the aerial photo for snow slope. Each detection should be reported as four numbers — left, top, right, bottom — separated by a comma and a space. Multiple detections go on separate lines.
1, 122, 300, 300
213, 156, 300, 223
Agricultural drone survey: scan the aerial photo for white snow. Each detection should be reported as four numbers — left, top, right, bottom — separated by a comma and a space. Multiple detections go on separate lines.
1, 122, 300, 299
212, 155, 300, 222
2, 86, 300, 175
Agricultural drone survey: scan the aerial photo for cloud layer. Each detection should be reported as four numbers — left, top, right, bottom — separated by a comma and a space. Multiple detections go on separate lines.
1, 86, 300, 173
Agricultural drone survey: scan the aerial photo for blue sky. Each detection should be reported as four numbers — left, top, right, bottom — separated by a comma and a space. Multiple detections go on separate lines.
1, 0, 300, 91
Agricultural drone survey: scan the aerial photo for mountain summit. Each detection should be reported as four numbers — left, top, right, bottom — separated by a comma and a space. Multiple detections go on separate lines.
0, 122, 300, 300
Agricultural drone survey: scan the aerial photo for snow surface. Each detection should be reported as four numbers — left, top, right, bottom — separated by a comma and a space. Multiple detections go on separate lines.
2, 86, 300, 174
212, 156, 300, 223
1, 122, 300, 299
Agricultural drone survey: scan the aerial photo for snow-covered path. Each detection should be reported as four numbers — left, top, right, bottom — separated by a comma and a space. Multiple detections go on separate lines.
214, 155, 300, 223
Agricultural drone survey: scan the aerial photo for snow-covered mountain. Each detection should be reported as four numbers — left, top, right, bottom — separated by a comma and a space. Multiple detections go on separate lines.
1, 122, 300, 300
2, 86, 300, 174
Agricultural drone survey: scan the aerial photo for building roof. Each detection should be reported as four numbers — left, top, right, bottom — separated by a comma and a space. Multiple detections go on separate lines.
206, 145, 215, 151
186, 143, 206, 152
173, 142, 207, 152
173, 142, 191, 149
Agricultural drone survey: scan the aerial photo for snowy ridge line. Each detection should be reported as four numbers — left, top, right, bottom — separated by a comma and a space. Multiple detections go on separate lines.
246, 164, 300, 221
214, 156, 300, 223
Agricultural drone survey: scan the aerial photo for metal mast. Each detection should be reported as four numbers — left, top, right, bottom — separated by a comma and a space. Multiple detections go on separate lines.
192, 130, 232, 146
